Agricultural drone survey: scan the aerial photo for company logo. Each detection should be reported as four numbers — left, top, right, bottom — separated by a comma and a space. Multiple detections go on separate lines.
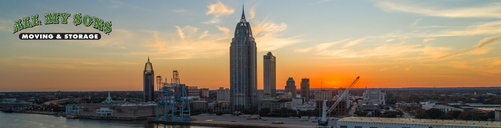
13, 13, 112, 40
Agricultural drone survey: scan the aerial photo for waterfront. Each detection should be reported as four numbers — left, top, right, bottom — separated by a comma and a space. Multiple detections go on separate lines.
0, 112, 218, 128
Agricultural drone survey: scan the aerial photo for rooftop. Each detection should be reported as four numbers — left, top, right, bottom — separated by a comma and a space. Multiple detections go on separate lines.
338, 117, 501, 127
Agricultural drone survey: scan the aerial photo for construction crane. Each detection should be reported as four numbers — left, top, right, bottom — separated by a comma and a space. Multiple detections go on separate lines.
318, 76, 360, 126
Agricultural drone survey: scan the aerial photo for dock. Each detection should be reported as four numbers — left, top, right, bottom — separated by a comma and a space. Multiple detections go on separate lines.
149, 115, 337, 128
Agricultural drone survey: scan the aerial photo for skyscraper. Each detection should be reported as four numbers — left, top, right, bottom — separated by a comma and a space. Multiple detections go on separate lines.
285, 77, 297, 98
230, 6, 258, 111
300, 78, 310, 102
143, 57, 154, 102
263, 52, 276, 97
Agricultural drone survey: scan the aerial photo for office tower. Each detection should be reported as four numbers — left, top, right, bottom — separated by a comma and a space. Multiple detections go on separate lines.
300, 78, 310, 102
285, 77, 297, 98
229, 6, 258, 111
143, 57, 154, 102
263, 52, 276, 97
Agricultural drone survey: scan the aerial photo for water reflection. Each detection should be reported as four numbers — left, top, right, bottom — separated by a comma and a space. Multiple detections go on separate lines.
0, 112, 218, 128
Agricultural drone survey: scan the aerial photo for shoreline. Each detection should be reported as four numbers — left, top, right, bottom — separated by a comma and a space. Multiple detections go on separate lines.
149, 120, 317, 128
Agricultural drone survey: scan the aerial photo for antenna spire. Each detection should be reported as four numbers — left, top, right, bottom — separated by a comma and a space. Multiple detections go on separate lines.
240, 4, 246, 22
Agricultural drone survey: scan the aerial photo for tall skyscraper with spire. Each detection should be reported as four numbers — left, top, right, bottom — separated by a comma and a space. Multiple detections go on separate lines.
143, 57, 154, 102
263, 52, 276, 97
230, 6, 258, 111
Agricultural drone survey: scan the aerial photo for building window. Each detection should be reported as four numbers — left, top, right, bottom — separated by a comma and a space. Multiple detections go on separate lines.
370, 127, 378, 128
355, 126, 362, 128
340, 126, 347, 128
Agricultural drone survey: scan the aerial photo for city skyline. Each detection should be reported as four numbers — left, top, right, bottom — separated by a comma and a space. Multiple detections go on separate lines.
1, 0, 501, 92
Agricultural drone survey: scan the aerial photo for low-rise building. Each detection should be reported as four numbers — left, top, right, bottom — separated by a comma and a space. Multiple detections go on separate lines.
292, 98, 303, 106
216, 87, 230, 102
495, 109, 501, 121
315, 100, 347, 116
77, 103, 157, 118
212, 101, 230, 112
258, 99, 292, 110
187, 86, 200, 100
362, 88, 385, 105
314, 90, 332, 101
192, 101, 208, 110
337, 117, 501, 128
199, 88, 209, 98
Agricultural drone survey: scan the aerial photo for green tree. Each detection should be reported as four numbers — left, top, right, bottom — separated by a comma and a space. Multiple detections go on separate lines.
488, 111, 495, 120
260, 108, 271, 115
415, 112, 430, 119
438, 114, 454, 120
447, 110, 462, 119
425, 108, 444, 119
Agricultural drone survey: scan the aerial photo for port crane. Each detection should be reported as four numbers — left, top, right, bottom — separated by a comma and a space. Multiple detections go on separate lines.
318, 76, 360, 126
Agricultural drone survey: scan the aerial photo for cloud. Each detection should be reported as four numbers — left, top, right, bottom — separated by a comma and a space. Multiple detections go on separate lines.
252, 17, 302, 51
199, 30, 209, 39
216, 25, 230, 34
94, 29, 137, 49
137, 28, 232, 59
294, 47, 314, 53
386, 39, 394, 42
14, 56, 139, 70
116, 46, 127, 49
109, 0, 122, 8
448, 58, 501, 74
248, 5, 257, 19
318, 0, 331, 3
0, 19, 13, 32
152, 32, 165, 53
423, 38, 435, 43
405, 65, 412, 71
295, 39, 349, 53
376, 1, 501, 18
384, 20, 501, 38
410, 18, 422, 27
435, 35, 501, 60
296, 38, 450, 58
175, 25, 200, 40
204, 0, 234, 24
319, 42, 422, 58
173, 9, 185, 13
380, 66, 399, 71
202, 18, 220, 24
343, 38, 366, 48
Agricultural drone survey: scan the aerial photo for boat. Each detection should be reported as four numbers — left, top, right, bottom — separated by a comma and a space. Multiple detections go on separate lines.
66, 114, 78, 119
272, 121, 284, 124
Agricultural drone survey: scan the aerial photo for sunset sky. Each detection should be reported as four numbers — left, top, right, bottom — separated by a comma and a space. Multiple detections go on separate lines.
1, 0, 500, 92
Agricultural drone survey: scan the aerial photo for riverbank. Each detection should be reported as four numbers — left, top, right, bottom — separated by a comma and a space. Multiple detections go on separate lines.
0, 112, 217, 128
149, 115, 337, 128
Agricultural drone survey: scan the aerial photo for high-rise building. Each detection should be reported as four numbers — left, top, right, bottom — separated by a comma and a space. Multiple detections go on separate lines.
143, 57, 154, 102
229, 6, 258, 111
263, 52, 276, 97
217, 87, 230, 102
285, 77, 297, 98
300, 78, 310, 102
